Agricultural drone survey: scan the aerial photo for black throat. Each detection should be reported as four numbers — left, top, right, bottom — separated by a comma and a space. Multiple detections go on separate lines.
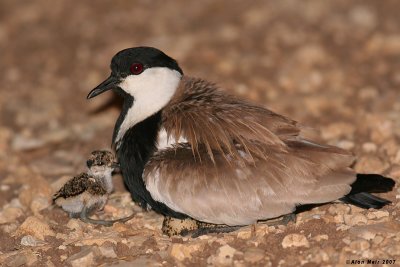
114, 93, 186, 218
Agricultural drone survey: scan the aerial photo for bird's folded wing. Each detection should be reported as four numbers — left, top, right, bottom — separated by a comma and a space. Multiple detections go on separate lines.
144, 143, 356, 225
162, 77, 306, 163
53, 174, 90, 200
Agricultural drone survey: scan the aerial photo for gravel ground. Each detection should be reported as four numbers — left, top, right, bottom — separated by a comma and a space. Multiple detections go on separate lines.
1, 0, 399, 266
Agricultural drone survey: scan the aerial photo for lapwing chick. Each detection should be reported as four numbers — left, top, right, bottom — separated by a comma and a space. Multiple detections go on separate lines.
53, 150, 134, 226
87, 47, 395, 236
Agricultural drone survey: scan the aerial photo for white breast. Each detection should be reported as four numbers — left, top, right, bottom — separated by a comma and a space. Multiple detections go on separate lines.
157, 128, 187, 150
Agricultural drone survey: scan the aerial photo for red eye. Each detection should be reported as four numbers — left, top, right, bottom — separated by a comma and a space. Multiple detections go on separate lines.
130, 63, 144, 75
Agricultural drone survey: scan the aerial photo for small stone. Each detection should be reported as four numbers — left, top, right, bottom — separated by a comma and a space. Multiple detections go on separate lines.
99, 245, 117, 258
67, 247, 96, 267
313, 234, 329, 242
349, 239, 370, 251
237, 229, 252, 239
208, 244, 237, 266
12, 135, 45, 151
20, 235, 45, 246
243, 248, 264, 263
343, 214, 368, 226
169, 243, 204, 261
350, 226, 377, 240
362, 142, 377, 153
30, 195, 51, 215
17, 216, 55, 240
0, 207, 24, 224
336, 140, 354, 150
282, 234, 309, 248
354, 156, 387, 174
372, 235, 384, 245
366, 210, 389, 220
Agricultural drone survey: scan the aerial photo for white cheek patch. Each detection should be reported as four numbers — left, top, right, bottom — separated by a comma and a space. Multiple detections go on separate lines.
115, 67, 182, 143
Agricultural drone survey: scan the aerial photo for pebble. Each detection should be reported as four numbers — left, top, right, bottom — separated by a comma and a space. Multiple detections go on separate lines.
243, 247, 265, 263
67, 247, 96, 267
282, 234, 310, 248
354, 156, 387, 174
99, 244, 118, 258
20, 235, 45, 246
313, 234, 329, 242
0, 207, 24, 224
169, 242, 204, 261
362, 142, 377, 153
349, 226, 376, 240
17, 216, 55, 240
237, 229, 252, 239
349, 239, 370, 251
366, 210, 389, 220
208, 244, 237, 266
11, 135, 45, 151
344, 214, 368, 226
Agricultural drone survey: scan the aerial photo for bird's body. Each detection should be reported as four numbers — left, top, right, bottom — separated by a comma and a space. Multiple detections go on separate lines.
53, 150, 134, 226
88, 47, 394, 229
53, 172, 108, 217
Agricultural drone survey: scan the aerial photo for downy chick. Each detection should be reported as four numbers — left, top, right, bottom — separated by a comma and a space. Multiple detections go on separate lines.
53, 150, 134, 226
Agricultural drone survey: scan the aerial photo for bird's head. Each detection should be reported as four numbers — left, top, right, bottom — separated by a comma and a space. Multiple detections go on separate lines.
87, 46, 183, 144
86, 150, 118, 177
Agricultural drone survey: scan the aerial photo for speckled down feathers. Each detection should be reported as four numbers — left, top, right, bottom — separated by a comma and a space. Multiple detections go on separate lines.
53, 173, 107, 201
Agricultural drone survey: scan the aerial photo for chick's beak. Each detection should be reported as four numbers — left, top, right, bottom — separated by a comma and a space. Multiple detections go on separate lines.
111, 162, 120, 169
87, 75, 119, 99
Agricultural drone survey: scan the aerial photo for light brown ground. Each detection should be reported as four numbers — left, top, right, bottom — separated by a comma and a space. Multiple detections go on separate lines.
0, 0, 399, 266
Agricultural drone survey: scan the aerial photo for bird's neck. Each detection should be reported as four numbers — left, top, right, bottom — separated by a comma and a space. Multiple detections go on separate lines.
114, 109, 186, 218
115, 110, 161, 207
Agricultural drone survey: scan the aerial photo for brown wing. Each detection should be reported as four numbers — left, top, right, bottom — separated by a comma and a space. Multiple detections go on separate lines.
162, 77, 305, 163
144, 143, 355, 225
87, 181, 107, 196
53, 173, 91, 201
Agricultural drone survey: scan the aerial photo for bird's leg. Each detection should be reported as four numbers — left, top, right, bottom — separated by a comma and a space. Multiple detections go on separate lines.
191, 221, 242, 238
79, 206, 135, 226
260, 213, 296, 227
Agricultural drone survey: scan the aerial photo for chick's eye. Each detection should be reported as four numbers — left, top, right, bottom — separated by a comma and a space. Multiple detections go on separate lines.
130, 63, 144, 75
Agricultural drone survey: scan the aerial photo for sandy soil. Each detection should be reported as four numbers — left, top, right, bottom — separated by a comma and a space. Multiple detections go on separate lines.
0, 0, 399, 266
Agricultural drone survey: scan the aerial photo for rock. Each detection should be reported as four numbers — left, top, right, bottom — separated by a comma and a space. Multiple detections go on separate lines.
237, 229, 252, 239
30, 195, 51, 215
20, 235, 46, 246
366, 210, 389, 220
18, 174, 52, 208
336, 140, 354, 150
243, 247, 265, 263
343, 214, 368, 226
169, 242, 204, 261
67, 247, 96, 267
349, 226, 377, 240
313, 234, 329, 242
208, 244, 237, 266
3, 250, 38, 266
99, 244, 117, 258
354, 156, 387, 174
349, 239, 370, 251
282, 234, 310, 248
0, 206, 24, 224
362, 142, 377, 153
17, 216, 55, 240
12, 134, 45, 151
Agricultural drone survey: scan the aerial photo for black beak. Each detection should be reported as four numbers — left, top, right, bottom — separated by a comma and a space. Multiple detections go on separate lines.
87, 75, 119, 99
86, 159, 94, 168
111, 162, 120, 169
